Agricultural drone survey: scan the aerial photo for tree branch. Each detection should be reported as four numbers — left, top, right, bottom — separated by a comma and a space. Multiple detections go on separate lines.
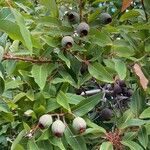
79, 0, 83, 22
3, 53, 61, 64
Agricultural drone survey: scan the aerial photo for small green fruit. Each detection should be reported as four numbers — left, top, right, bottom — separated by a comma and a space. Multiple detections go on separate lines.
99, 13, 112, 25
77, 22, 90, 37
61, 36, 74, 48
24, 109, 34, 117
51, 120, 66, 137
72, 117, 86, 133
38, 114, 53, 129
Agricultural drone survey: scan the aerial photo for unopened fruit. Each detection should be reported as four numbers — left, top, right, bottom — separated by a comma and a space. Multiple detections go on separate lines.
100, 108, 113, 121
99, 13, 112, 25
77, 22, 90, 36
72, 117, 86, 133
38, 114, 53, 129
51, 120, 66, 137
61, 36, 74, 48
113, 84, 122, 94
66, 11, 79, 23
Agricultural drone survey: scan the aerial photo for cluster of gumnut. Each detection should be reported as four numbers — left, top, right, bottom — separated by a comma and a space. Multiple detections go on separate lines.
38, 114, 86, 137
103, 79, 132, 104
92, 79, 133, 122
61, 11, 112, 49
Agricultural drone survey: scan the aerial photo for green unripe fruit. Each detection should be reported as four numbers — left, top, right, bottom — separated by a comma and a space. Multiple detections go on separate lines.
66, 11, 79, 24
51, 120, 66, 137
72, 117, 86, 133
77, 22, 90, 37
38, 114, 53, 129
99, 13, 112, 25
24, 109, 34, 117
61, 36, 74, 48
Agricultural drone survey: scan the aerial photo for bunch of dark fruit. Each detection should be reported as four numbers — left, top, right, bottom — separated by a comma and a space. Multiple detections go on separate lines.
103, 79, 132, 108
89, 79, 133, 123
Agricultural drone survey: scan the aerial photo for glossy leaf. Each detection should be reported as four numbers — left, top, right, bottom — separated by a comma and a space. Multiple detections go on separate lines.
31, 64, 48, 90
88, 63, 113, 83
139, 107, 150, 119
27, 140, 40, 150
11, 130, 26, 150
57, 91, 71, 112
99, 142, 113, 150
65, 126, 87, 150
72, 93, 103, 116
138, 127, 148, 149
130, 88, 146, 117
113, 59, 126, 80
121, 140, 144, 150
11, 8, 33, 51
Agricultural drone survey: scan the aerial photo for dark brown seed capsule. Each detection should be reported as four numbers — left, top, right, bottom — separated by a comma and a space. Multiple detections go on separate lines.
100, 108, 113, 121
113, 84, 122, 94
77, 22, 90, 37
99, 13, 112, 25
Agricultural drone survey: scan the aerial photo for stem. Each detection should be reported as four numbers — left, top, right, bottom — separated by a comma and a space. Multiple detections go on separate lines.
141, 0, 148, 22
3, 53, 61, 64
79, 0, 83, 22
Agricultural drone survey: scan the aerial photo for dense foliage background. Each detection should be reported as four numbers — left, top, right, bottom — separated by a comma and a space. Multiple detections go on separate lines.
0, 0, 150, 149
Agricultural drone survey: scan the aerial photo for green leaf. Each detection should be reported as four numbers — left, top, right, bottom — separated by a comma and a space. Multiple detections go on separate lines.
57, 91, 71, 112
0, 100, 10, 113
58, 51, 70, 68
46, 98, 60, 112
130, 89, 146, 117
11, 130, 26, 150
5, 80, 23, 91
0, 20, 24, 44
66, 93, 85, 105
121, 140, 144, 150
72, 93, 102, 116
122, 132, 137, 141
39, 0, 58, 17
27, 140, 40, 150
59, 71, 77, 88
0, 46, 4, 62
138, 127, 148, 149
113, 40, 135, 58
88, 63, 113, 83
37, 140, 53, 150
99, 142, 113, 150
120, 119, 148, 129
50, 137, 65, 150
139, 107, 150, 119
113, 59, 127, 80
120, 10, 140, 22
85, 118, 106, 133
90, 29, 112, 47
31, 64, 48, 90
64, 126, 87, 150
11, 8, 33, 51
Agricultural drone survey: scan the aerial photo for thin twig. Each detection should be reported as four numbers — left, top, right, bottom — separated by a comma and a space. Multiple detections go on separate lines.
79, 0, 83, 22
3, 53, 61, 64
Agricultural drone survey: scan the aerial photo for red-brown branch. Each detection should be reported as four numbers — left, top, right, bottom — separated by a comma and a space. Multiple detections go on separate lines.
3, 53, 61, 64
